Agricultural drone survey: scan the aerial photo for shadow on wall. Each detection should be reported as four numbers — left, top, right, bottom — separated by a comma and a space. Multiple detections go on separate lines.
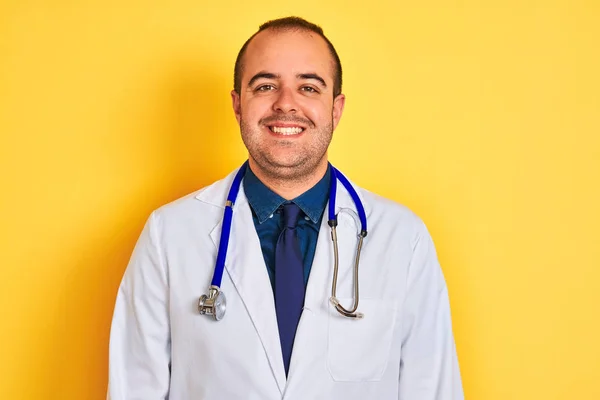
50, 61, 240, 399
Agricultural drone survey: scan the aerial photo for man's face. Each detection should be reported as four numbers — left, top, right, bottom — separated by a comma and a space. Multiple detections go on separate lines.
231, 29, 345, 180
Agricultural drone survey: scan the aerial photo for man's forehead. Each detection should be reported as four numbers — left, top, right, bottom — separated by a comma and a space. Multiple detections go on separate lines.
242, 29, 333, 78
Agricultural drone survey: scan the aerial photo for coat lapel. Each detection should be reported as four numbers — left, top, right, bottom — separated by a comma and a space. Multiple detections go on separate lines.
204, 177, 286, 394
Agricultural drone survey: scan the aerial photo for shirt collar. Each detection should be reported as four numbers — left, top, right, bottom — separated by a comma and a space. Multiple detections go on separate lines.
293, 168, 330, 223
243, 165, 331, 224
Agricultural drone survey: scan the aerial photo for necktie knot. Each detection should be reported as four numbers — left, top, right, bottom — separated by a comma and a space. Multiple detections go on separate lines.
282, 203, 302, 229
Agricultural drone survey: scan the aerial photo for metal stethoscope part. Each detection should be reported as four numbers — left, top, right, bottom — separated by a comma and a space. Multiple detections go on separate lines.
198, 285, 227, 321
328, 220, 367, 319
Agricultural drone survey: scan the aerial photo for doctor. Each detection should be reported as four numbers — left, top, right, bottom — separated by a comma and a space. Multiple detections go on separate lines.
108, 16, 464, 400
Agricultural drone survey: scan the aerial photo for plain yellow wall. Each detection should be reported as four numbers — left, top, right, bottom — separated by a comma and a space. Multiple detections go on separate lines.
1, 1, 599, 399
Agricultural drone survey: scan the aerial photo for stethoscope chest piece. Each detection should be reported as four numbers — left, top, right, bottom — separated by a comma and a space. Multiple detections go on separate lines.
198, 286, 226, 321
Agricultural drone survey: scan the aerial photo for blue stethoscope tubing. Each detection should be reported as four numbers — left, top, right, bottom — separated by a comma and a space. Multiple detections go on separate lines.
208, 160, 368, 319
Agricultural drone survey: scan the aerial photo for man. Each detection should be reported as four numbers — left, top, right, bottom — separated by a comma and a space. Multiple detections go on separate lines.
108, 16, 464, 400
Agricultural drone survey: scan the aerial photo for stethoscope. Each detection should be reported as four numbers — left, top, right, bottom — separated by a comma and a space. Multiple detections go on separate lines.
198, 161, 368, 321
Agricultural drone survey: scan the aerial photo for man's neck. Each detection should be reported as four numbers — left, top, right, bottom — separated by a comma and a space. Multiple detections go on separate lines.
248, 158, 329, 200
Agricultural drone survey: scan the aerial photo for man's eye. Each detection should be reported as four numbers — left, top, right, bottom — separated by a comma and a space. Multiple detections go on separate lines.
256, 84, 275, 92
301, 86, 318, 93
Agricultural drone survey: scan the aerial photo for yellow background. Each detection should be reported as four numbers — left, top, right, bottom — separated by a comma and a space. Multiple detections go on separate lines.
1, 1, 599, 399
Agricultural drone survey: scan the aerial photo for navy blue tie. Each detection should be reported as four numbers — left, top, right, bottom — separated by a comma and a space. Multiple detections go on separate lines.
275, 203, 305, 376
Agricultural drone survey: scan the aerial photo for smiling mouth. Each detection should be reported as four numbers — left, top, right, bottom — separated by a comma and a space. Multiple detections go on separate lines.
268, 126, 305, 135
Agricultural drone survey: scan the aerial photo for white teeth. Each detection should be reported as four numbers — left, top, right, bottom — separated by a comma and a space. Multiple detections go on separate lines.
271, 126, 303, 135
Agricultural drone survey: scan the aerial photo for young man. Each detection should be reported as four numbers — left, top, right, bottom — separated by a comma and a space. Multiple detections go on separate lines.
108, 17, 464, 400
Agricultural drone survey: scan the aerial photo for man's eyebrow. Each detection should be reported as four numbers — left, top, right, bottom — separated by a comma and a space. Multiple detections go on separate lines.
297, 73, 327, 88
247, 72, 280, 88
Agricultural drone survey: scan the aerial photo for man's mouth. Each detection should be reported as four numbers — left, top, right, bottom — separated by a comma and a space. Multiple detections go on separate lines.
268, 126, 305, 135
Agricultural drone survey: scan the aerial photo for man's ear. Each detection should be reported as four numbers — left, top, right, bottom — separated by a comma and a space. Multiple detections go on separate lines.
231, 90, 241, 125
332, 93, 346, 131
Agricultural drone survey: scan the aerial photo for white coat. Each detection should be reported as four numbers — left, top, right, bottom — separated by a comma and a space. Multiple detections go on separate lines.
108, 167, 464, 400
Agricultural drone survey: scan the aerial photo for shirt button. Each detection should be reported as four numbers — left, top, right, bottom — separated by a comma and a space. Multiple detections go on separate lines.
304, 216, 310, 221
269, 214, 274, 219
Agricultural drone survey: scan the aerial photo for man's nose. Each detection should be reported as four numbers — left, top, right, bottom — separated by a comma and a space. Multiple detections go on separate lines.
272, 87, 298, 113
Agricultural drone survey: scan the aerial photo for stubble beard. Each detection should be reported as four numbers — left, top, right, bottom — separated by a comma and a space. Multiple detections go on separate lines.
240, 117, 334, 182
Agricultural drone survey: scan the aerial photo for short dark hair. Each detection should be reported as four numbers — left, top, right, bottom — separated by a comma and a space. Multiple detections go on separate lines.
233, 16, 343, 97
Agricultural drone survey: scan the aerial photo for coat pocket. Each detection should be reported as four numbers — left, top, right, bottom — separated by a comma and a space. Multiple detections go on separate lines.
327, 298, 397, 382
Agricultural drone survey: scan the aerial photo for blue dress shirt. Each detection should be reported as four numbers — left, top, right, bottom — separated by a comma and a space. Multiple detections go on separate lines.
243, 166, 330, 290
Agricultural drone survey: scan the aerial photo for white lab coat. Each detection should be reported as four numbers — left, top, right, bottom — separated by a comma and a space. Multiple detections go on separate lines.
108, 167, 464, 400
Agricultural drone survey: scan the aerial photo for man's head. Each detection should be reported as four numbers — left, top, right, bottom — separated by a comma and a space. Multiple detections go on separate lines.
231, 17, 345, 183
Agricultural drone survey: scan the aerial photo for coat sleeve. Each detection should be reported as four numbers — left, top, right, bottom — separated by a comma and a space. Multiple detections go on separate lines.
398, 218, 464, 399
107, 211, 171, 400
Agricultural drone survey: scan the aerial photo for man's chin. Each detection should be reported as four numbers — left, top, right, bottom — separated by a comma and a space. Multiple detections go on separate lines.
251, 156, 305, 176
257, 155, 330, 180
